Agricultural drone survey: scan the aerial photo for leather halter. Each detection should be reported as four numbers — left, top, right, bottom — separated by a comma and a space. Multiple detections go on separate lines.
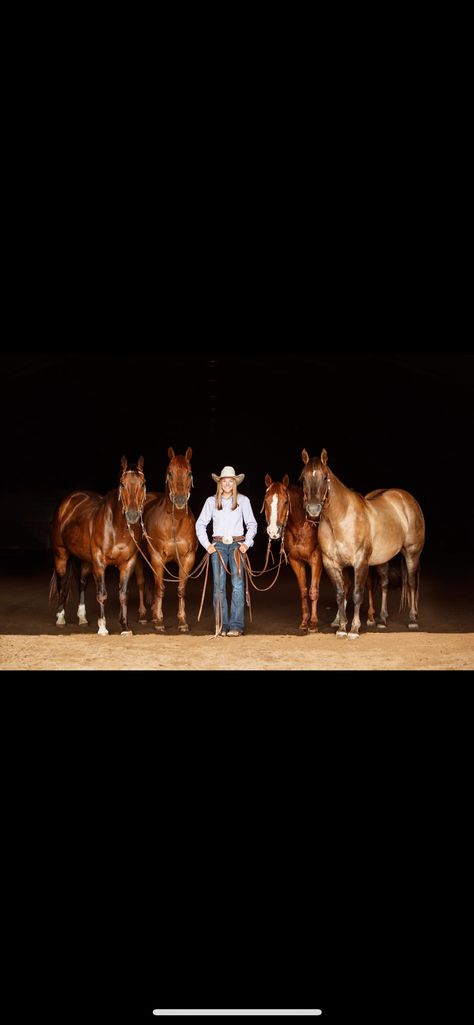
303, 475, 331, 524
119, 469, 146, 519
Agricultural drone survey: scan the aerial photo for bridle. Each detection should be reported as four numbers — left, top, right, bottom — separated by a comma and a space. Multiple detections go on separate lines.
301, 472, 331, 525
119, 469, 147, 522
260, 485, 292, 543
166, 466, 193, 509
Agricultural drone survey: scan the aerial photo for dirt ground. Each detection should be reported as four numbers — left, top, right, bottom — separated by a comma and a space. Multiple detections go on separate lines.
1, 553, 473, 670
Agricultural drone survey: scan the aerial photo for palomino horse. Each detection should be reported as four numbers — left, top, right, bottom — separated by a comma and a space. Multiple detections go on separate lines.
50, 456, 147, 635
300, 449, 425, 638
137, 447, 197, 632
262, 475, 323, 631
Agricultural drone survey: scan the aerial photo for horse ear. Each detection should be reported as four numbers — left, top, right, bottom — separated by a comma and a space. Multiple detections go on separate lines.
283, 474, 290, 487
265, 473, 272, 488
321, 448, 328, 466
138, 455, 144, 472
168, 447, 175, 460
121, 455, 128, 471
302, 449, 309, 464
185, 447, 192, 461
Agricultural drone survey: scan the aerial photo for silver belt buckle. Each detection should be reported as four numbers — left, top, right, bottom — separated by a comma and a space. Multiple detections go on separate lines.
222, 535, 233, 544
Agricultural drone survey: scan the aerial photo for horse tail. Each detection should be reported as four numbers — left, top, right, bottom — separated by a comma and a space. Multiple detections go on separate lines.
415, 566, 421, 614
48, 557, 75, 606
399, 557, 409, 612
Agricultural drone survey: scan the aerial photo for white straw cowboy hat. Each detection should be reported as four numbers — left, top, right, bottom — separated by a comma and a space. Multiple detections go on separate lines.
211, 465, 245, 485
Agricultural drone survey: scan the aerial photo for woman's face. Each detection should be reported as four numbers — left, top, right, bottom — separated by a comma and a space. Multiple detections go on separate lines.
220, 477, 234, 494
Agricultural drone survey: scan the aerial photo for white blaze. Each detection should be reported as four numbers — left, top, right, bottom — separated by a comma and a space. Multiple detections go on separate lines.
268, 493, 279, 537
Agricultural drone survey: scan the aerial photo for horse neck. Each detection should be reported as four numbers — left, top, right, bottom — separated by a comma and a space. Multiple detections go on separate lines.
287, 486, 306, 527
323, 468, 349, 520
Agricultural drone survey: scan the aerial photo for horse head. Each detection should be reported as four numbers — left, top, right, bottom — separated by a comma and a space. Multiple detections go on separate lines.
300, 448, 330, 522
119, 455, 146, 525
166, 447, 193, 510
261, 474, 291, 540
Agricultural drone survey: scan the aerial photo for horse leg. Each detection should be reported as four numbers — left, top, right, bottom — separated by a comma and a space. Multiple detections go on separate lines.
150, 555, 165, 632
348, 559, 370, 639
366, 568, 376, 626
93, 562, 109, 635
77, 561, 91, 625
118, 558, 135, 636
288, 556, 309, 631
376, 562, 389, 629
177, 552, 196, 633
52, 546, 72, 626
402, 547, 421, 629
308, 548, 323, 632
331, 567, 351, 628
135, 555, 148, 623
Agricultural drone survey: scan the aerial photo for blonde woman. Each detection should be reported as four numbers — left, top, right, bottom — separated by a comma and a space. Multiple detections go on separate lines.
196, 466, 257, 635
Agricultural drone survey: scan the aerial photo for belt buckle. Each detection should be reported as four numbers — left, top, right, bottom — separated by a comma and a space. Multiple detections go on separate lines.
222, 535, 233, 544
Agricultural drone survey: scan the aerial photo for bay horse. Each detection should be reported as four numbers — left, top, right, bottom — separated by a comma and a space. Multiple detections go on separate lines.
137, 447, 197, 632
262, 475, 323, 631
50, 456, 147, 635
300, 449, 425, 638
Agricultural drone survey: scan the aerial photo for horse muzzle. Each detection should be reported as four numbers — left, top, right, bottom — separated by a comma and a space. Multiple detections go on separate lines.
173, 494, 189, 509
125, 509, 140, 525
267, 526, 282, 540
306, 502, 322, 520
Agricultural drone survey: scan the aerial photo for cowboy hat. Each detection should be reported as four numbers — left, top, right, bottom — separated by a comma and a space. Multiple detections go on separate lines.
211, 465, 245, 485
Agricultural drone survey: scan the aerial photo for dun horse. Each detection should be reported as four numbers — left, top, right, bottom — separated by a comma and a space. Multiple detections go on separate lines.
262, 475, 323, 631
300, 449, 425, 638
50, 457, 147, 635
137, 447, 197, 632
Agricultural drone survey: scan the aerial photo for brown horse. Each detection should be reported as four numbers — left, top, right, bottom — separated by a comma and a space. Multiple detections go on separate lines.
262, 475, 323, 631
50, 456, 147, 635
137, 447, 197, 632
300, 449, 425, 638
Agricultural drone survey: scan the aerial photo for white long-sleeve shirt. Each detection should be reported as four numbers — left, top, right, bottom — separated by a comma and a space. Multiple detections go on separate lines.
195, 494, 258, 551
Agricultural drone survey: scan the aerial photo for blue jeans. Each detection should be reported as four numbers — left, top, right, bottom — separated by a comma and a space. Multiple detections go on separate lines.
211, 541, 245, 632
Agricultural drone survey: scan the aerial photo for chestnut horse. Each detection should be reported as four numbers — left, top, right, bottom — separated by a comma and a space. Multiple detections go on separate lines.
50, 456, 147, 635
300, 449, 425, 638
137, 447, 197, 632
262, 475, 323, 631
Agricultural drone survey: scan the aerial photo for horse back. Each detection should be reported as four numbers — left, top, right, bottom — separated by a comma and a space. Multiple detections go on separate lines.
52, 490, 102, 560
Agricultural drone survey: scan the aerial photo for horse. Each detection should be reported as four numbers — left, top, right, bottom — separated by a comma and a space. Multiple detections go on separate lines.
49, 456, 147, 635
261, 475, 380, 632
137, 447, 197, 632
300, 448, 425, 638
261, 475, 323, 631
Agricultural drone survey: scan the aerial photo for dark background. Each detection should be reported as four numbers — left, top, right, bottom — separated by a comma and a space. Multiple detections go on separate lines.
1, 350, 473, 572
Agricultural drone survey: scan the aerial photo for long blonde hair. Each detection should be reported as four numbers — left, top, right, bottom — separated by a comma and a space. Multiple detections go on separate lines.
216, 479, 239, 510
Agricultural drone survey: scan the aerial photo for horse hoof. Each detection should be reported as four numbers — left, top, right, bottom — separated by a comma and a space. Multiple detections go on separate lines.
408, 622, 419, 630
377, 623, 387, 630
78, 619, 88, 626
154, 623, 165, 633
298, 625, 309, 633
121, 630, 133, 637
348, 632, 360, 640
139, 618, 148, 625
98, 627, 109, 636
336, 630, 348, 638
178, 624, 190, 633
307, 624, 319, 633
367, 619, 376, 627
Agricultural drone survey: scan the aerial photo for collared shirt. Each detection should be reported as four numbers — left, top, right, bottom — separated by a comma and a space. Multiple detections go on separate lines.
196, 494, 258, 551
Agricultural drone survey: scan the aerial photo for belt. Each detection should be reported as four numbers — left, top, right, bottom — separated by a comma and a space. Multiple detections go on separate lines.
213, 535, 245, 543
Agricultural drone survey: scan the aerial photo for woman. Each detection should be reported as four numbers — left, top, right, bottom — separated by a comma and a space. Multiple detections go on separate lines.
196, 465, 258, 636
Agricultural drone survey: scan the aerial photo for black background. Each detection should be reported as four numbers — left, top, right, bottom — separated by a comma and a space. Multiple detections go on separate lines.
1, 350, 473, 571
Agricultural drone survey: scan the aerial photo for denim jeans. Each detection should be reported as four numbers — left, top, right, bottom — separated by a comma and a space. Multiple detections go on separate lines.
211, 541, 245, 632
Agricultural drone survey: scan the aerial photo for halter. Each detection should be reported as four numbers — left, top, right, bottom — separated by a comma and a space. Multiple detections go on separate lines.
261, 485, 291, 556
303, 474, 331, 524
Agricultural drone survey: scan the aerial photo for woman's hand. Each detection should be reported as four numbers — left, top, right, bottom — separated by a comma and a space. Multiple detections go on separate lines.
208, 544, 216, 554
239, 543, 248, 553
